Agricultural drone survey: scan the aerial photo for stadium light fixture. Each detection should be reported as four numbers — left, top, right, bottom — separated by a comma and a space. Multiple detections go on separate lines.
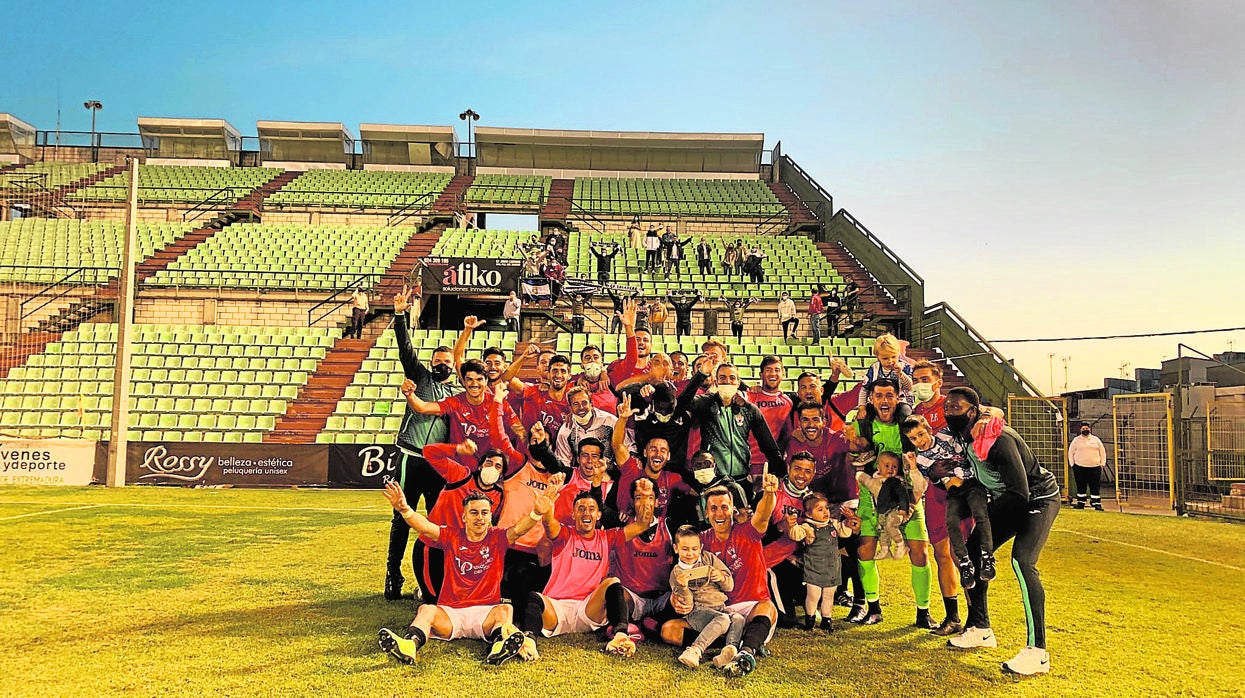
84, 100, 103, 161
459, 109, 480, 157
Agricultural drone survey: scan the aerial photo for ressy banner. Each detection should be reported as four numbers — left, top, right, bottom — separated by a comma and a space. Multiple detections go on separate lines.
125, 442, 327, 486
421, 256, 521, 294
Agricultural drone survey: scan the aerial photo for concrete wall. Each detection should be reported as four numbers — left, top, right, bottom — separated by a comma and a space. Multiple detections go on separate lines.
134, 290, 353, 330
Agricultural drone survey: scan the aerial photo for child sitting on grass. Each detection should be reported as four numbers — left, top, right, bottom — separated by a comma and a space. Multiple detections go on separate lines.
855, 451, 925, 560
669, 525, 746, 669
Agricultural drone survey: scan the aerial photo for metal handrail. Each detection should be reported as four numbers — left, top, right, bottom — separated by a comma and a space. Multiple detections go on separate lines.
753, 208, 791, 236
921, 302, 1044, 398
183, 186, 249, 222
384, 192, 438, 226
2, 173, 81, 219
836, 209, 924, 287
307, 274, 378, 327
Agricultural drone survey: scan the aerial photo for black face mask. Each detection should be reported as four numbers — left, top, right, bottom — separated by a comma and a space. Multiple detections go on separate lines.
430, 363, 453, 383
945, 409, 976, 435
1080, 430, 1090, 436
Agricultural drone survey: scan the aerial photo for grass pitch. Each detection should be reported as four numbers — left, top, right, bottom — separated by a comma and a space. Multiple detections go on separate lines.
1, 486, 1242, 697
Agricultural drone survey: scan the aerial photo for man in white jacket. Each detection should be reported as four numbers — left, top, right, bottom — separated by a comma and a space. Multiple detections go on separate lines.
1068, 423, 1107, 510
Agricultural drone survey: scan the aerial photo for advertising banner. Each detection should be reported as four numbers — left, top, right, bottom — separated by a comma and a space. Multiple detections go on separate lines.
421, 256, 521, 294
125, 442, 328, 486
0, 439, 96, 486
328, 443, 404, 488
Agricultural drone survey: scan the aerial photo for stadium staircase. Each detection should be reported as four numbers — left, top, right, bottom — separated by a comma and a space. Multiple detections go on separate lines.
57, 163, 129, 199
815, 241, 910, 331
375, 231, 444, 301
768, 182, 820, 231
540, 179, 575, 223
234, 170, 301, 216
264, 320, 387, 443
6, 163, 129, 220
432, 175, 474, 214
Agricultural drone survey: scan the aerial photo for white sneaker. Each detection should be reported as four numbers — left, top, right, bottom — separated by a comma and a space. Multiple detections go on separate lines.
947, 626, 997, 649
678, 646, 702, 668
1002, 646, 1050, 675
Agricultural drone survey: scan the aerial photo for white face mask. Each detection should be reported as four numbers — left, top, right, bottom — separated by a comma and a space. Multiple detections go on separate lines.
478, 466, 501, 486
583, 362, 604, 380
693, 468, 716, 485
653, 410, 674, 423
717, 384, 739, 403
912, 383, 936, 403
572, 411, 594, 426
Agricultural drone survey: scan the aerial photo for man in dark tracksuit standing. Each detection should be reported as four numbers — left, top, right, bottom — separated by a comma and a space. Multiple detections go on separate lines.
939, 387, 1060, 677
385, 288, 459, 600
678, 361, 787, 498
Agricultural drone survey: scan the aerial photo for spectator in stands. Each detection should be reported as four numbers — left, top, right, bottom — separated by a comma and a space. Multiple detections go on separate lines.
744, 246, 766, 284
648, 298, 668, 336
644, 225, 662, 272
606, 288, 636, 335
733, 239, 746, 277
807, 287, 824, 344
628, 218, 644, 253
670, 291, 702, 339
348, 287, 369, 340
722, 297, 759, 341
823, 286, 842, 339
1068, 422, 1107, 511
543, 256, 565, 302
504, 291, 522, 335
591, 242, 621, 284
544, 228, 567, 264
842, 280, 860, 319
777, 292, 798, 341
570, 294, 589, 334
696, 239, 713, 276
661, 228, 692, 278
722, 243, 738, 276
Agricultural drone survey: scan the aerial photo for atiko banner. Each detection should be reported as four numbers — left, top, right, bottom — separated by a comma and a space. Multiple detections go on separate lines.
421, 256, 521, 294
0, 439, 96, 486
328, 443, 404, 488
124, 442, 327, 486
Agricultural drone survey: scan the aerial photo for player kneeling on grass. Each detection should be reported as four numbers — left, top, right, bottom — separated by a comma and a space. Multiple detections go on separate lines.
378, 477, 559, 666
522, 489, 638, 657
670, 525, 745, 669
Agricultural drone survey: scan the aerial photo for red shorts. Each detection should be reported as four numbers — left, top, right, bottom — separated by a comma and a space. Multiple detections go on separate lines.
924, 484, 973, 546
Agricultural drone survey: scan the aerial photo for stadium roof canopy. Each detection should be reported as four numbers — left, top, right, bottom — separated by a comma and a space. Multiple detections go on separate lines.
0, 113, 37, 161
359, 123, 455, 171
474, 127, 766, 178
257, 120, 354, 167
137, 117, 242, 161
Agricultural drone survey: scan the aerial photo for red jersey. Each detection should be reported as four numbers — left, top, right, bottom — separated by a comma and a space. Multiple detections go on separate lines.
608, 521, 674, 596
520, 384, 570, 437
607, 336, 646, 385
701, 523, 770, 604
437, 392, 518, 455
747, 387, 792, 473
574, 375, 618, 415
913, 394, 947, 432
543, 527, 610, 601
788, 428, 856, 504
615, 456, 680, 519
763, 484, 808, 568
428, 523, 509, 608
423, 443, 506, 526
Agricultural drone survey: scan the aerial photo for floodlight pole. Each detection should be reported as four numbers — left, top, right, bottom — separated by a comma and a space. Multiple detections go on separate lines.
459, 109, 480, 158
84, 100, 103, 163
106, 156, 139, 487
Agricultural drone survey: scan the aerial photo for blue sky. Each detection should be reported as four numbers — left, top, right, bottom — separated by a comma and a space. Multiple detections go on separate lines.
4, 1, 1243, 391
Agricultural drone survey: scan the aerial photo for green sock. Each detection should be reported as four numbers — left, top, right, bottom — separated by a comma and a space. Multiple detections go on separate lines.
910, 562, 932, 609
859, 559, 881, 602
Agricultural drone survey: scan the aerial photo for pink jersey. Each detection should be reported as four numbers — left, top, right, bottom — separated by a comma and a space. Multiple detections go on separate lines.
437, 392, 518, 455
520, 384, 570, 437
499, 461, 557, 552
428, 523, 509, 608
543, 527, 610, 601
788, 428, 856, 503
747, 387, 792, 473
615, 456, 680, 519
701, 523, 770, 604
555, 470, 614, 525
608, 521, 674, 596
